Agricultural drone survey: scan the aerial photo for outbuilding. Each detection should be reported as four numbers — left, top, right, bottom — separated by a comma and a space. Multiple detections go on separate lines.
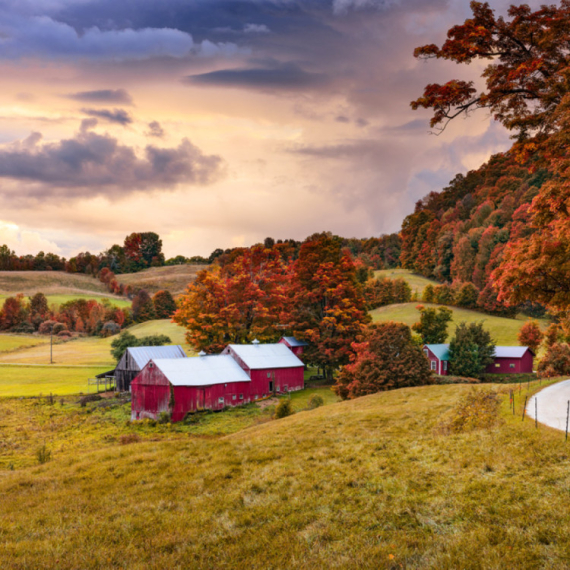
131, 355, 253, 422
485, 346, 535, 374
422, 343, 535, 376
279, 336, 308, 357
115, 345, 187, 392
223, 341, 305, 394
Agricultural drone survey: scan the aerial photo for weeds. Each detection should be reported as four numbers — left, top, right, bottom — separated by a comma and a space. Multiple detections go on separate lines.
36, 444, 51, 464
437, 388, 502, 434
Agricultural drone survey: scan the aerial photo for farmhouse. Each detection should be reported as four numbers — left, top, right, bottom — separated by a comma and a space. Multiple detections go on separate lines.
279, 336, 308, 357
223, 341, 305, 393
423, 343, 534, 376
114, 345, 188, 392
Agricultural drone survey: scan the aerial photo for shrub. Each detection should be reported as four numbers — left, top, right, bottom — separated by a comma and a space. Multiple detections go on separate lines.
52, 323, 67, 335
307, 394, 324, 409
78, 394, 102, 407
437, 389, 501, 434
100, 321, 121, 338
10, 322, 35, 334
38, 320, 58, 335
275, 399, 294, 419
158, 411, 171, 424
538, 343, 570, 378
153, 290, 177, 319
433, 375, 480, 385
36, 444, 51, 464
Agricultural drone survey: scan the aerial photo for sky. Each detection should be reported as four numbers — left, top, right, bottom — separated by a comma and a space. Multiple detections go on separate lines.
0, 0, 529, 258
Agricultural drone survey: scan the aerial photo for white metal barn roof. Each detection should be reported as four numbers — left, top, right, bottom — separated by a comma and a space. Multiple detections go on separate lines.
125, 345, 187, 369
151, 355, 251, 386
493, 346, 532, 358
228, 343, 304, 369
281, 336, 308, 347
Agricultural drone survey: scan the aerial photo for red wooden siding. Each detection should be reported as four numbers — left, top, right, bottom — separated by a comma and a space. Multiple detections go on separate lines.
423, 347, 448, 376
485, 350, 534, 374
131, 359, 305, 422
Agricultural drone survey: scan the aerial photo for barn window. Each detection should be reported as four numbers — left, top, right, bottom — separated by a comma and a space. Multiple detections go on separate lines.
430, 361, 436, 371
284, 385, 288, 392
423, 349, 428, 357
232, 395, 236, 400
149, 362, 154, 368
267, 372, 271, 378
443, 361, 447, 371
239, 394, 244, 400
495, 364, 501, 368
510, 364, 515, 369
218, 397, 224, 403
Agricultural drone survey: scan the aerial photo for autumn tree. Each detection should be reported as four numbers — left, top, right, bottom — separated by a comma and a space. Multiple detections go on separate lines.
422, 284, 435, 303
454, 282, 479, 309
412, 305, 453, 344
174, 245, 290, 353
411, 1, 570, 152
517, 320, 543, 353
131, 290, 156, 323
334, 322, 433, 399
0, 294, 28, 330
544, 323, 563, 348
153, 290, 177, 319
289, 233, 370, 379
449, 321, 496, 378
538, 343, 570, 378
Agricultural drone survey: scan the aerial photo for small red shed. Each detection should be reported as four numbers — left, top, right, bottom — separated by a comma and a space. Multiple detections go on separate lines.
422, 344, 450, 376
223, 341, 305, 394
485, 346, 534, 374
279, 336, 308, 357
131, 355, 253, 422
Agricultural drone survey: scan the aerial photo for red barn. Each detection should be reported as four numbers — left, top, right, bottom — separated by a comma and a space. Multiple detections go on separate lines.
222, 341, 305, 394
131, 355, 253, 422
485, 346, 535, 374
279, 336, 308, 357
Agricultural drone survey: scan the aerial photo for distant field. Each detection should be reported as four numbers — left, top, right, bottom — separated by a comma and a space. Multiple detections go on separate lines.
0, 365, 109, 397
0, 334, 50, 354
374, 268, 440, 296
370, 302, 548, 346
116, 264, 205, 295
0, 319, 192, 367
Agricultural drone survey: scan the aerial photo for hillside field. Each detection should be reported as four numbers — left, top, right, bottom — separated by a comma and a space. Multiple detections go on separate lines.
1, 379, 568, 568
116, 264, 205, 295
374, 268, 439, 296
0, 320, 192, 396
370, 302, 548, 346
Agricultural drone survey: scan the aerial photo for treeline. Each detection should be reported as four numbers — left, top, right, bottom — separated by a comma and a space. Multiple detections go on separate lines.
0, 289, 177, 336
0, 231, 401, 277
399, 153, 549, 315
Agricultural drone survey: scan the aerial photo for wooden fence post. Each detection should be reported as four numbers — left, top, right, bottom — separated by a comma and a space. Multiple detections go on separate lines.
522, 396, 527, 421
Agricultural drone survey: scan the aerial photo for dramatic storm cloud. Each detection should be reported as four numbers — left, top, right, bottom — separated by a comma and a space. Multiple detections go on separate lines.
0, 129, 224, 199
0, 0, 539, 256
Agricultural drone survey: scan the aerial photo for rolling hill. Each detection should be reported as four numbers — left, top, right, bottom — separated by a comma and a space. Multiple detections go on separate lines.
0, 379, 566, 568
370, 302, 548, 346
374, 268, 439, 297
115, 264, 204, 295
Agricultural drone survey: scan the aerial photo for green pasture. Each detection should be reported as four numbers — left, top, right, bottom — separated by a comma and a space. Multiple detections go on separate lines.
370, 302, 548, 346
0, 334, 50, 353
374, 268, 439, 296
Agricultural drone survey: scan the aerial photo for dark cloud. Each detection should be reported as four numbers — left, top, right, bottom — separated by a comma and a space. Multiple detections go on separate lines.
0, 129, 224, 199
185, 62, 328, 91
81, 108, 133, 125
146, 121, 165, 138
66, 89, 134, 105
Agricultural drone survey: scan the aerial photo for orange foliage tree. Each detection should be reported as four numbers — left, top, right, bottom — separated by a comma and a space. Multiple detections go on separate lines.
334, 322, 433, 399
517, 320, 543, 352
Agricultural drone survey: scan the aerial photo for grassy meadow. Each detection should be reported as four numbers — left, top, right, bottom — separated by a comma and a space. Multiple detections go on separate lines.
370, 302, 548, 346
116, 264, 205, 295
1, 379, 569, 568
374, 268, 439, 296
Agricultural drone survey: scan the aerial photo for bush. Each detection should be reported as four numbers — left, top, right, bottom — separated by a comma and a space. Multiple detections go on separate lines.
437, 389, 501, 434
158, 411, 171, 424
275, 399, 294, 419
306, 394, 324, 409
38, 320, 58, 335
10, 322, 35, 334
52, 322, 67, 335
100, 321, 121, 338
78, 394, 102, 407
538, 343, 570, 378
36, 444, 51, 464
433, 375, 480, 385
119, 434, 141, 445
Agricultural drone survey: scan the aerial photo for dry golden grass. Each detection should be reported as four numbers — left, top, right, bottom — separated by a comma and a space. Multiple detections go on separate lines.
116, 264, 205, 295
0, 271, 110, 296
1, 379, 568, 569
